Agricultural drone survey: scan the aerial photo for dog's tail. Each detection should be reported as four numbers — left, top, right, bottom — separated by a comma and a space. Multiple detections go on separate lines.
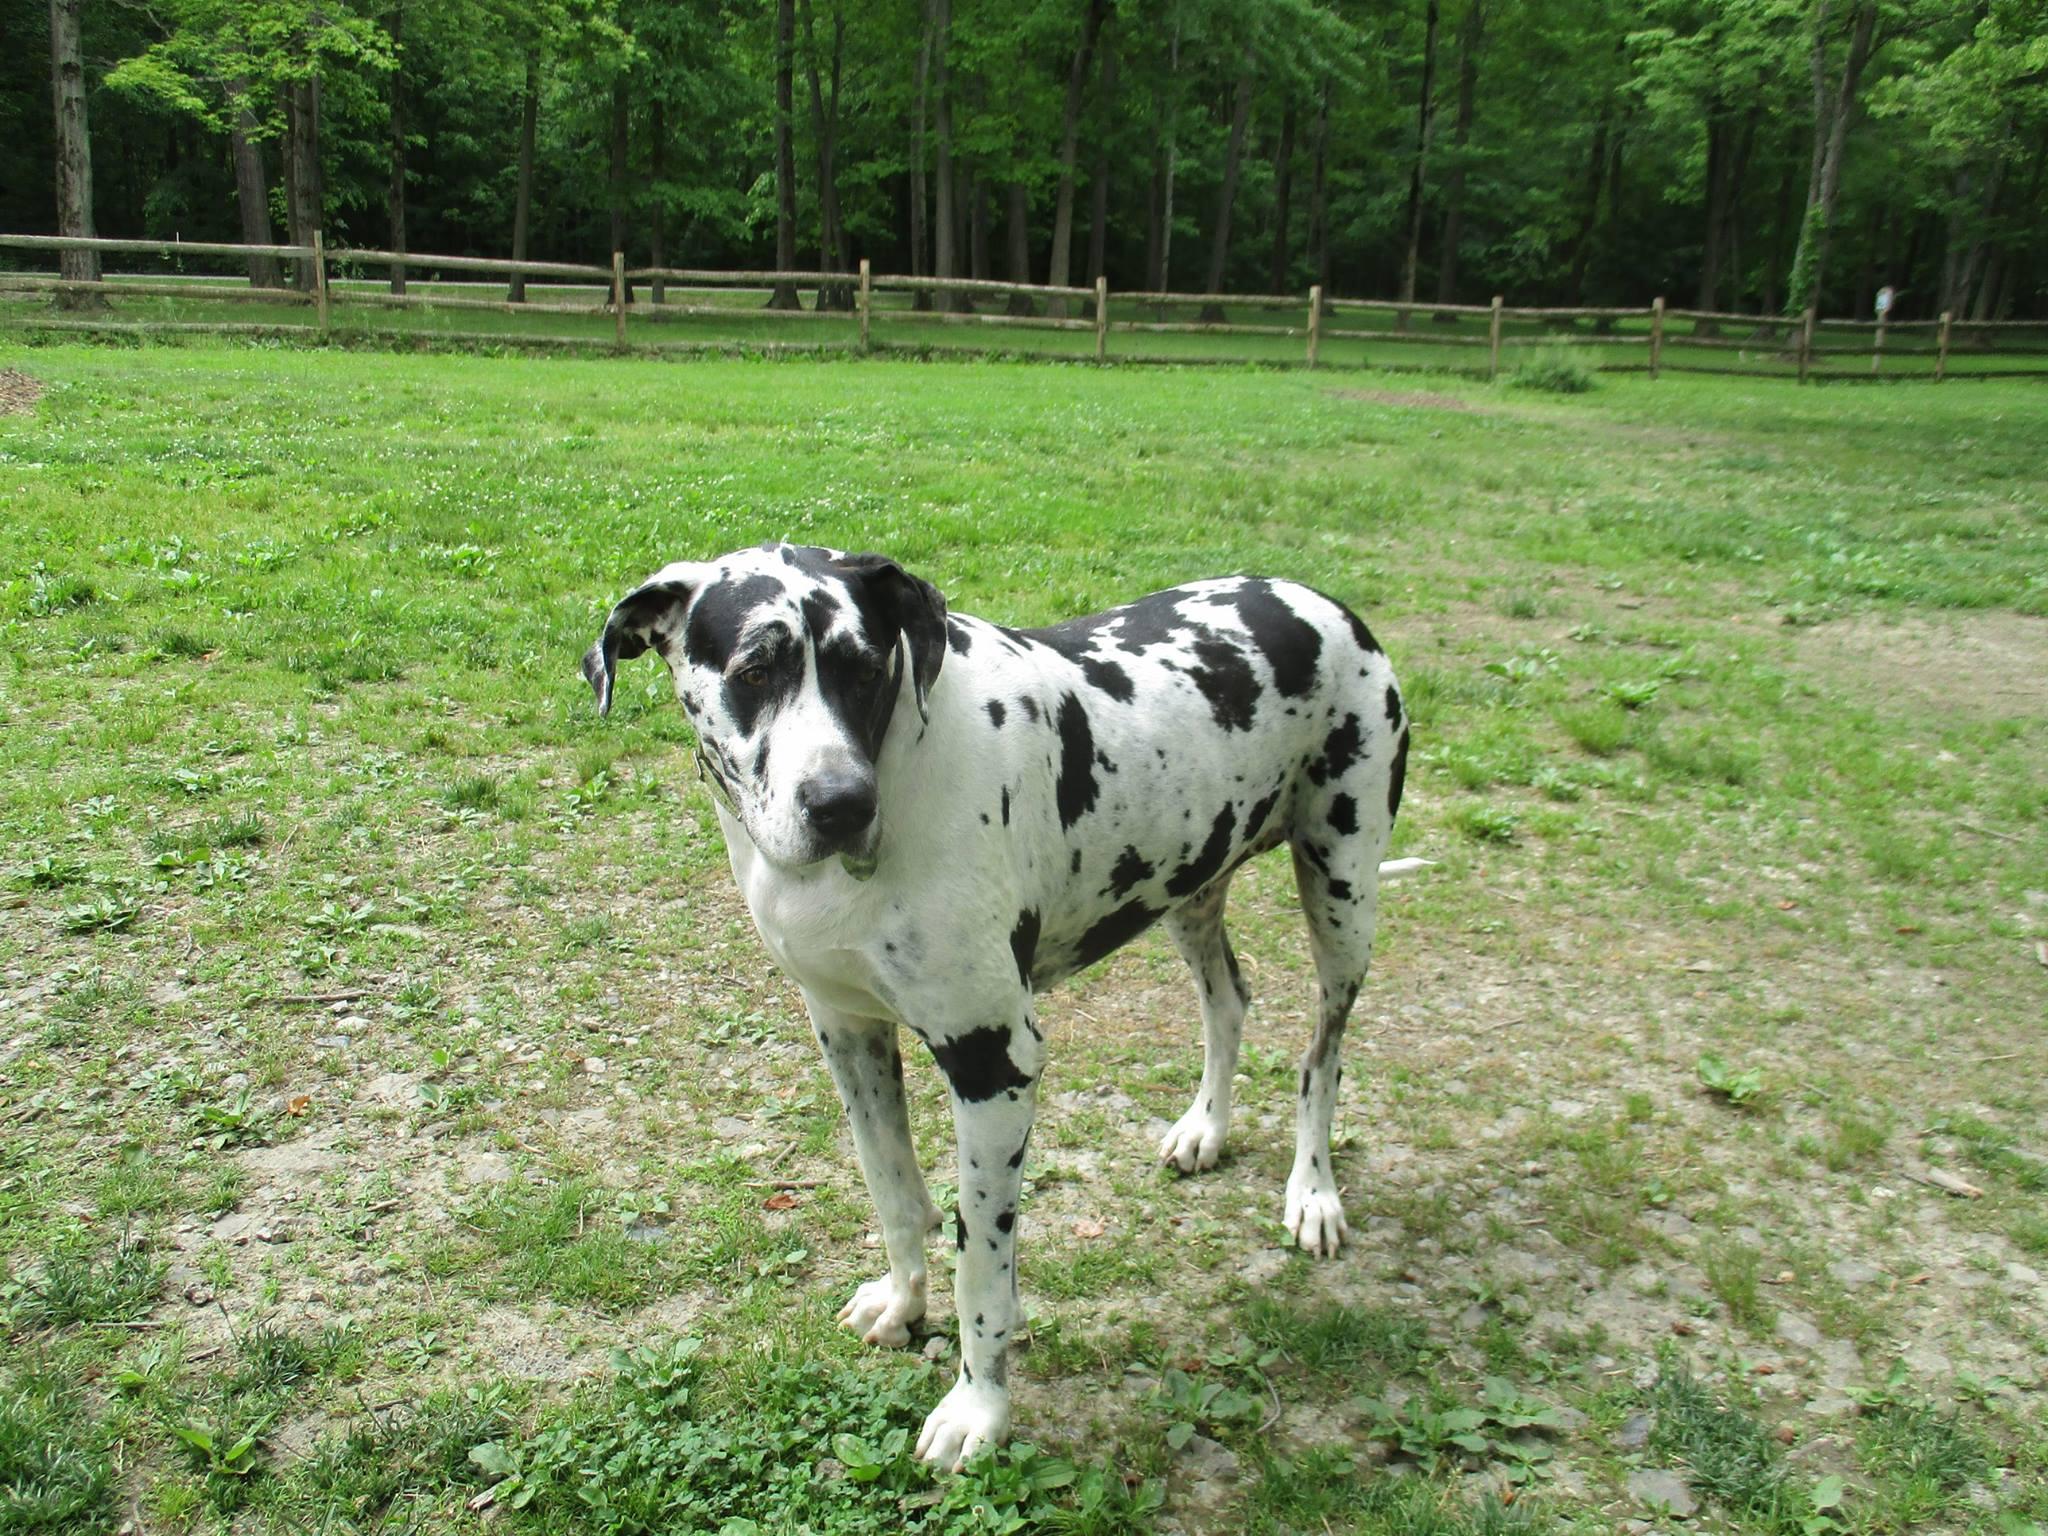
1375, 857, 1435, 883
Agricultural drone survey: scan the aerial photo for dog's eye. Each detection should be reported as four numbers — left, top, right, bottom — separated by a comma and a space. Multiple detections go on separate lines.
736, 665, 770, 687
863, 656, 887, 681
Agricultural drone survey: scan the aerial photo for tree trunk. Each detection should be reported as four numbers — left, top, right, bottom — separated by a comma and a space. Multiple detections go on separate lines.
1045, 0, 1108, 318
1085, 39, 1117, 285
1149, 18, 1182, 298
509, 51, 538, 302
910, 18, 931, 308
968, 175, 990, 279
1787, 0, 1876, 314
48, 0, 99, 300
1004, 182, 1035, 315
1396, 0, 1440, 329
1308, 79, 1330, 293
1564, 110, 1611, 308
1432, 0, 1481, 316
801, 0, 852, 307
649, 99, 667, 303
769, 0, 801, 308
386, 6, 407, 295
1760, 147, 1795, 318
1269, 103, 1295, 296
228, 83, 280, 289
1805, 0, 1833, 214
284, 78, 322, 292
931, 0, 961, 311
1198, 55, 1255, 321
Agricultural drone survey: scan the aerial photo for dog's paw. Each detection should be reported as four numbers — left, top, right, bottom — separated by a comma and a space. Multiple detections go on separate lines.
1158, 1104, 1228, 1173
1283, 1177, 1349, 1258
915, 1375, 1011, 1471
837, 1274, 925, 1349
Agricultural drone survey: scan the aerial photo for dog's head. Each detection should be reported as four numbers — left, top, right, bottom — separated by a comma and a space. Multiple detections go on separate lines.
583, 544, 948, 872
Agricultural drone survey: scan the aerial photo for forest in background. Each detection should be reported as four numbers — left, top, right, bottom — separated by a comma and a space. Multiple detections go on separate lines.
7, 0, 2046, 322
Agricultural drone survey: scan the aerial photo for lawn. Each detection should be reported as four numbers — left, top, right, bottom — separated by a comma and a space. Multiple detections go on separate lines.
1, 341, 2044, 1534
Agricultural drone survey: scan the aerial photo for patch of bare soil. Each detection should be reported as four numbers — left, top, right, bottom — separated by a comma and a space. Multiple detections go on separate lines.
1328, 387, 1483, 412
1793, 609, 2048, 722
0, 368, 44, 416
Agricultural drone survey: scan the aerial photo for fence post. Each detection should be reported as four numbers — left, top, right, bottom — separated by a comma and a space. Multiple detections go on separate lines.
1936, 310, 1952, 381
1797, 307, 1816, 384
1095, 275, 1109, 363
858, 258, 872, 351
313, 229, 329, 335
1488, 295, 1503, 381
1649, 296, 1666, 380
1871, 313, 1887, 375
612, 252, 626, 349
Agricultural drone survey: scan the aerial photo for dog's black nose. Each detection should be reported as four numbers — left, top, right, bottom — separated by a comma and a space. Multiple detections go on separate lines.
797, 768, 877, 841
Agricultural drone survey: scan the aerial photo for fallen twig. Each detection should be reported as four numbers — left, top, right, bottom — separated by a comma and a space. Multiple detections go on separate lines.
1903, 1166, 1983, 1199
748, 1179, 824, 1190
269, 988, 372, 1006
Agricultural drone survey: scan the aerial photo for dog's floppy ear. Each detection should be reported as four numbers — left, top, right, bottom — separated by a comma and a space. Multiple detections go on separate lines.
835, 553, 949, 723
583, 571, 698, 717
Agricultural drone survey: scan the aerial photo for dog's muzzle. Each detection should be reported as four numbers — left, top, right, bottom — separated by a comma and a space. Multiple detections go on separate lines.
696, 752, 882, 881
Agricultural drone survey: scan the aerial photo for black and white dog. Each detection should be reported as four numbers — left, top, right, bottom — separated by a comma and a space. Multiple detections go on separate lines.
584, 544, 1409, 1468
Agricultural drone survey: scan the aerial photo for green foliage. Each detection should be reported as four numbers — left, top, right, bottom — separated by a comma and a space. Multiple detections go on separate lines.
460, 1338, 1158, 1535
1508, 351, 1596, 395
1696, 1054, 1766, 1106
1357, 1378, 1564, 1483
6, 1236, 162, 1330
0, 1369, 116, 1534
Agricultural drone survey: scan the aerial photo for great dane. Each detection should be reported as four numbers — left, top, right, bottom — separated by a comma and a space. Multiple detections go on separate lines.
583, 544, 1409, 1468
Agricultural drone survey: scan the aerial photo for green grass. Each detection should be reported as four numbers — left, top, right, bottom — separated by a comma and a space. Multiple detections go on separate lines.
1, 340, 2044, 1531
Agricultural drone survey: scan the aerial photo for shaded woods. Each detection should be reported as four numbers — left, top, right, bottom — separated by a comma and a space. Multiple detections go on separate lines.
6, 0, 2045, 321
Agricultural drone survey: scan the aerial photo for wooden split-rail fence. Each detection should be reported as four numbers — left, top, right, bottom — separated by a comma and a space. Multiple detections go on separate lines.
3, 233, 2044, 382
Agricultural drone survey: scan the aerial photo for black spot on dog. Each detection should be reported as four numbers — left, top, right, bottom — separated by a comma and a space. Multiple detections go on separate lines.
985, 699, 1006, 728
1079, 654, 1135, 703
931, 1025, 1036, 1102
1385, 684, 1403, 731
1001, 786, 1011, 825
955, 1203, 967, 1250
1009, 909, 1041, 988
1167, 804, 1237, 898
947, 617, 974, 655
1244, 785, 1282, 842
800, 589, 840, 640
1328, 793, 1357, 835
1008, 1132, 1031, 1169
1108, 845, 1154, 898
1069, 848, 1083, 875
1308, 713, 1363, 786
1019, 695, 1041, 724
683, 573, 784, 670
1053, 693, 1099, 830
1388, 727, 1410, 821
1187, 637, 1259, 732
1327, 879, 1353, 902
1073, 899, 1163, 972
1231, 580, 1322, 697
752, 738, 771, 782
996, 1210, 1015, 1234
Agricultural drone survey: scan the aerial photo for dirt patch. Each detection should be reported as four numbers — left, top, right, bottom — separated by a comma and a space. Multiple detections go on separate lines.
0, 368, 44, 416
1328, 387, 1482, 412
1793, 609, 2048, 722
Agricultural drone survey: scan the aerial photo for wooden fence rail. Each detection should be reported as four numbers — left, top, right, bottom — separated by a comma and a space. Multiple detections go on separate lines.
4, 232, 2045, 382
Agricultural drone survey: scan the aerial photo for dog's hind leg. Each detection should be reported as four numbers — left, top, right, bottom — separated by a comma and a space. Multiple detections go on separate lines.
1283, 716, 1404, 1256
1157, 881, 1249, 1173
807, 993, 942, 1348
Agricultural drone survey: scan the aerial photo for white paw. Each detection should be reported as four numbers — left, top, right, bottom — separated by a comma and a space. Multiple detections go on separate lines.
1284, 1177, 1349, 1258
915, 1375, 1012, 1471
1158, 1105, 1228, 1173
836, 1274, 925, 1349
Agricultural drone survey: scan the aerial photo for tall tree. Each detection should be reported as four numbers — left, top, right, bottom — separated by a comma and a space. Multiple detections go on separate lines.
1396, 0, 1441, 328
509, 48, 539, 302
1199, 51, 1256, 320
227, 84, 280, 288
1044, 0, 1108, 317
1787, 0, 1877, 312
48, 0, 100, 300
930, 0, 961, 310
386, 4, 408, 295
799, 0, 851, 307
1432, 0, 1483, 314
768, 0, 800, 307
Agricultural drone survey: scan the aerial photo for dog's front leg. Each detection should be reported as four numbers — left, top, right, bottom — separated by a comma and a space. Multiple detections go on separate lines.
915, 1009, 1045, 1470
805, 993, 943, 1349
